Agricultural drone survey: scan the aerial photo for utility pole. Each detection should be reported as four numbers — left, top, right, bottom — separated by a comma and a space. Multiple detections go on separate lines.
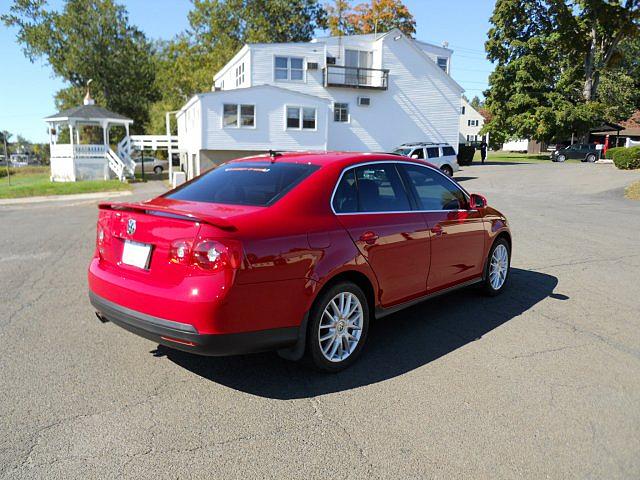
1, 131, 10, 186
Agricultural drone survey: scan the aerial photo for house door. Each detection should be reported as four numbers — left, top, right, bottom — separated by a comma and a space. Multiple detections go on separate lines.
345, 49, 373, 86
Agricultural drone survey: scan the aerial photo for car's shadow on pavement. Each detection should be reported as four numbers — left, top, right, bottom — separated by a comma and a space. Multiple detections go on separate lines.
156, 268, 560, 399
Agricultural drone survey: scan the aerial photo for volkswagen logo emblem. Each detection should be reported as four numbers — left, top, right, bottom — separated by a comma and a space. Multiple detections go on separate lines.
126, 219, 136, 235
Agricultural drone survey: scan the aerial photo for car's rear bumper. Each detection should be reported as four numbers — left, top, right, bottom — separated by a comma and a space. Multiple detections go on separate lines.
89, 291, 298, 356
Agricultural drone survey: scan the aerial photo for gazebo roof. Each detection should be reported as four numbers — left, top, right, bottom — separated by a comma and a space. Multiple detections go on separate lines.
45, 104, 132, 123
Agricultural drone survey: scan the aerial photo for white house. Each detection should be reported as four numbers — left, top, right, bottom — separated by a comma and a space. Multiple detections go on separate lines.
459, 97, 487, 145
176, 29, 464, 178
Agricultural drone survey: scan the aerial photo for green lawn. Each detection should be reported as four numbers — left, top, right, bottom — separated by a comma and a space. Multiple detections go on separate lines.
0, 167, 131, 199
474, 150, 580, 164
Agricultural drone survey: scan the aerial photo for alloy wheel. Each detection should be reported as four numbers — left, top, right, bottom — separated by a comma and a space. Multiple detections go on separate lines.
489, 244, 509, 290
318, 292, 363, 363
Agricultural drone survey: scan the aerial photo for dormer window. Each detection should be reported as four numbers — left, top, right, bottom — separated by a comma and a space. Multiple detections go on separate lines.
437, 57, 448, 72
275, 56, 304, 81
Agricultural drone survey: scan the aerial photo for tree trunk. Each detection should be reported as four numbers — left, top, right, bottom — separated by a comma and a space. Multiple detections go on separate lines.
583, 26, 597, 101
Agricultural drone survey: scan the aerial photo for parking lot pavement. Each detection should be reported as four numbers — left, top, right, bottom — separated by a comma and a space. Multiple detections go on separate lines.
1, 164, 639, 479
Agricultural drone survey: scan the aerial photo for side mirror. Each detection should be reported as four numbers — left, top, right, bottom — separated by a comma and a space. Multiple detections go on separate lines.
469, 193, 487, 209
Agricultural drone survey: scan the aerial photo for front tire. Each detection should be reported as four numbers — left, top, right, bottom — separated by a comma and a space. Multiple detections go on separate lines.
154, 166, 163, 175
306, 282, 369, 372
482, 238, 511, 296
557, 154, 566, 162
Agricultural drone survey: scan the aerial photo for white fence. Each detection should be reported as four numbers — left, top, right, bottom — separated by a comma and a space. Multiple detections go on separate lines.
130, 135, 178, 151
625, 138, 640, 148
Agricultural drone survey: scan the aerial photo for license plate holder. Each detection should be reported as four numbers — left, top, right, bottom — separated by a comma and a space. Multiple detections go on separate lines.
121, 240, 152, 269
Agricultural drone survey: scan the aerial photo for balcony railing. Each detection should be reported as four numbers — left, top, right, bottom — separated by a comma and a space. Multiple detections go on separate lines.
324, 65, 389, 90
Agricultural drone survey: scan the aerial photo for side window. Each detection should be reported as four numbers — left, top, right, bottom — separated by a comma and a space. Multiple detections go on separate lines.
442, 146, 456, 156
332, 169, 357, 213
354, 164, 410, 212
426, 147, 440, 159
410, 148, 425, 159
400, 164, 467, 211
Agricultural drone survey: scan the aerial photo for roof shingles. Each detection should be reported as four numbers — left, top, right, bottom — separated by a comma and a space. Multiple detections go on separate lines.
45, 104, 132, 122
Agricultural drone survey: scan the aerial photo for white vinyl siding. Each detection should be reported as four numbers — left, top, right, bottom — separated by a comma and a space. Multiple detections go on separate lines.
198, 86, 329, 152
201, 33, 463, 155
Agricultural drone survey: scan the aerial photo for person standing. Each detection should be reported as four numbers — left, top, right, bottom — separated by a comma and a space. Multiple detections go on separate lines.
479, 139, 488, 163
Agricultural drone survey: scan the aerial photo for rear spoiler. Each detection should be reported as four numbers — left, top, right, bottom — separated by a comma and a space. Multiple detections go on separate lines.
98, 202, 237, 231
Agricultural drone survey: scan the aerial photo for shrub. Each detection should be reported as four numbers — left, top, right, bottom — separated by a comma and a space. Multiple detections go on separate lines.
611, 146, 640, 170
605, 147, 624, 160
0, 168, 15, 178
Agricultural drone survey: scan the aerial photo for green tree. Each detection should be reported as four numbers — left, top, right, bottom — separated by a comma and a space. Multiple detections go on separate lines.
3, 0, 159, 133
327, 0, 415, 36
147, 0, 327, 133
483, 0, 640, 143
470, 96, 482, 109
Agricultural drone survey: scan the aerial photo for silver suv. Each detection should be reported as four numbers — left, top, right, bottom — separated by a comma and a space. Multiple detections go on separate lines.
393, 142, 460, 177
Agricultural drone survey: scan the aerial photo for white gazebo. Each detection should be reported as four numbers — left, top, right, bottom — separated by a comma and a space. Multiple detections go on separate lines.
45, 92, 135, 182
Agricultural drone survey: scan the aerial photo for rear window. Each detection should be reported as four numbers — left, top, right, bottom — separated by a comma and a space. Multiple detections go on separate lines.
165, 162, 319, 206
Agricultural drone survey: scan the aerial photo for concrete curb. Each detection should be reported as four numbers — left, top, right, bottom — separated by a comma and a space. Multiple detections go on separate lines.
0, 190, 132, 206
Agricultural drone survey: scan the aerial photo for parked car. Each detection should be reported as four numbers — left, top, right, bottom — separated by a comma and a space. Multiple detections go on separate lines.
551, 144, 599, 163
133, 156, 168, 174
393, 142, 460, 177
89, 152, 511, 371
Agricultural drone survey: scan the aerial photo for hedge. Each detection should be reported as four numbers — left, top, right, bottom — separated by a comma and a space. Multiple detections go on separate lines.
605, 147, 625, 159
606, 146, 640, 170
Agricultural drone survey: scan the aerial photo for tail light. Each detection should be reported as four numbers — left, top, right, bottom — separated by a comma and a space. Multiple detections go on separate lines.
169, 238, 242, 272
96, 223, 108, 257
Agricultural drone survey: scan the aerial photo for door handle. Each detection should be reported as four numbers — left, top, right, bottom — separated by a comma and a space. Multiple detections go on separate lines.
431, 224, 445, 236
359, 231, 379, 244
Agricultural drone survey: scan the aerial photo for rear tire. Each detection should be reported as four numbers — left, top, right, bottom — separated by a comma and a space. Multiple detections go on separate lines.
557, 154, 566, 162
482, 238, 511, 296
441, 165, 454, 177
306, 282, 369, 372
585, 153, 596, 163
154, 166, 163, 175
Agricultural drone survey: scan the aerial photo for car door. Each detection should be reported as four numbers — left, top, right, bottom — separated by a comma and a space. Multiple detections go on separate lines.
426, 146, 440, 167
567, 145, 581, 159
409, 148, 426, 160
398, 163, 486, 292
332, 162, 431, 306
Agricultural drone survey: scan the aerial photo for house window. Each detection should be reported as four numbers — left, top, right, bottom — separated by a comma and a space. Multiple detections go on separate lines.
437, 57, 448, 72
334, 103, 349, 122
461, 106, 465, 115
467, 119, 479, 127
223, 104, 255, 128
235, 63, 245, 87
275, 56, 304, 81
286, 106, 316, 130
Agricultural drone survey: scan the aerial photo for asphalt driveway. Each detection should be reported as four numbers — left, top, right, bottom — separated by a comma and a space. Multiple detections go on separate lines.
1, 163, 639, 479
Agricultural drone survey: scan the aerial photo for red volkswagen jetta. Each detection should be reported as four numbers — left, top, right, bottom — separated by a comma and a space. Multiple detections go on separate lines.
89, 152, 511, 371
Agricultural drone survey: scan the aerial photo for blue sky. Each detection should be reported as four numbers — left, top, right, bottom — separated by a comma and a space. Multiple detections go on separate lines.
0, 0, 494, 143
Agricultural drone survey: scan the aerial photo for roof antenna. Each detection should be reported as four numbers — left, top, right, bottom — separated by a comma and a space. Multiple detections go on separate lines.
268, 149, 282, 163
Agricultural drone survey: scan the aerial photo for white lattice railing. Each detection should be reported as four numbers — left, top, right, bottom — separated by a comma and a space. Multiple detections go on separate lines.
74, 144, 107, 157
107, 148, 126, 181
116, 137, 135, 176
